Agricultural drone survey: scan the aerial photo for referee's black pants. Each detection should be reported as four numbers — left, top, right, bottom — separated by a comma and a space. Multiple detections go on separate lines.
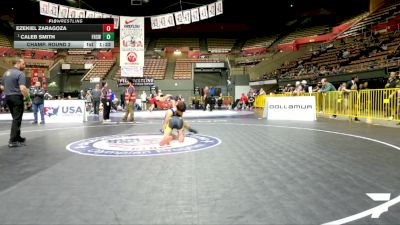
6, 95, 24, 143
102, 99, 111, 120
203, 96, 214, 111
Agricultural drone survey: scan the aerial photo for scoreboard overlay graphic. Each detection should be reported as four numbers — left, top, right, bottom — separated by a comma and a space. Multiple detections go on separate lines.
14, 19, 114, 49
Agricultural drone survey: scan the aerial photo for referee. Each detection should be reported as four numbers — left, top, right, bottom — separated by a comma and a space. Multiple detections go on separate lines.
0, 58, 29, 148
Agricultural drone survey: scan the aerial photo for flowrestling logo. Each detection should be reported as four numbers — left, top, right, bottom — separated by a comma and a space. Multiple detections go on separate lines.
66, 133, 221, 157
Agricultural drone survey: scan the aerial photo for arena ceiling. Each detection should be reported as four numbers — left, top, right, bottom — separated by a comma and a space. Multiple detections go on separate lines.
3, 0, 370, 35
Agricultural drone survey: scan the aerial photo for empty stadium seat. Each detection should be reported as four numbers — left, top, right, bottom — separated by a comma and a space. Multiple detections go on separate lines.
114, 58, 167, 80
174, 58, 222, 80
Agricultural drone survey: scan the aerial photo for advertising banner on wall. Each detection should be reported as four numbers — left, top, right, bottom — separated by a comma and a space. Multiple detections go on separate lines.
30, 68, 46, 88
121, 66, 143, 77
39, 1, 59, 18
44, 100, 87, 123
120, 16, 144, 67
265, 96, 316, 121
118, 78, 154, 86
39, 0, 222, 30
58, 5, 69, 18
31, 68, 39, 86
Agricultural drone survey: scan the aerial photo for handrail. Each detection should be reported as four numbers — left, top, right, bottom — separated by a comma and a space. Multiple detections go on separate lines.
80, 63, 97, 82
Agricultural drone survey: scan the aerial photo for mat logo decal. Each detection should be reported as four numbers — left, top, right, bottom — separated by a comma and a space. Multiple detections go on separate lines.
323, 193, 400, 224
66, 133, 220, 157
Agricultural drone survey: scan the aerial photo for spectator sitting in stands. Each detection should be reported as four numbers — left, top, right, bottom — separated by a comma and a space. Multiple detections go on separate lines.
336, 65, 343, 73
297, 63, 304, 69
320, 45, 327, 53
301, 80, 309, 93
338, 82, 349, 92
310, 65, 318, 73
359, 81, 369, 90
385, 72, 398, 88
263, 74, 268, 80
369, 60, 378, 70
336, 50, 343, 58
283, 84, 291, 93
313, 82, 322, 92
293, 81, 303, 94
373, 31, 380, 38
298, 68, 306, 76
342, 49, 350, 59
331, 66, 338, 75
360, 45, 369, 58
380, 44, 388, 51
319, 66, 329, 76
388, 47, 400, 59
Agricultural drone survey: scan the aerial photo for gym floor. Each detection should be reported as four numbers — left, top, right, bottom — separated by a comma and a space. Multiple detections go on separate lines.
0, 110, 399, 225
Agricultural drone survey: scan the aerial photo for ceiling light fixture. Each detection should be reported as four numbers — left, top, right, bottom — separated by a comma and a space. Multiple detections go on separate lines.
131, 0, 143, 5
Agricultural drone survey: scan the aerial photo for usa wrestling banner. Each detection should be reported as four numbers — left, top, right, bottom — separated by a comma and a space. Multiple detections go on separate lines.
120, 16, 144, 68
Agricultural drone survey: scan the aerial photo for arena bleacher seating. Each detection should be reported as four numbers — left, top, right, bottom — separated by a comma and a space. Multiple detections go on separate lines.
114, 68, 121, 80
0, 48, 56, 78
114, 58, 167, 80
24, 58, 54, 67
207, 38, 236, 53
242, 35, 278, 51
144, 58, 167, 79
263, 31, 400, 82
235, 53, 274, 66
174, 58, 222, 80
155, 38, 200, 50
144, 38, 150, 51
67, 58, 115, 81
174, 59, 193, 80
251, 0, 400, 82
67, 49, 93, 55
338, 1, 400, 38
278, 26, 328, 44
0, 33, 11, 47
87, 60, 115, 81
